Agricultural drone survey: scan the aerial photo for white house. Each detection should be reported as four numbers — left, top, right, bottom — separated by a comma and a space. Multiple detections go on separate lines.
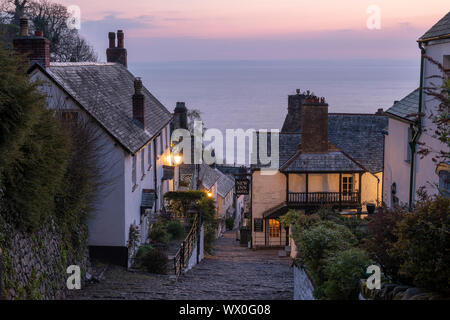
14, 20, 175, 266
384, 12, 450, 208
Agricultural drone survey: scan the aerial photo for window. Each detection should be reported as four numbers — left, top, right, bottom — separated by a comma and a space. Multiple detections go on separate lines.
406, 127, 413, 163
132, 156, 137, 187
444, 55, 450, 78
268, 219, 280, 238
342, 175, 354, 195
141, 150, 145, 179
159, 135, 163, 156
148, 141, 153, 171
439, 171, 450, 197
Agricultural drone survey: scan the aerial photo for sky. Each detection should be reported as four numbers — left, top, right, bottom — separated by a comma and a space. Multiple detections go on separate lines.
56, 0, 450, 62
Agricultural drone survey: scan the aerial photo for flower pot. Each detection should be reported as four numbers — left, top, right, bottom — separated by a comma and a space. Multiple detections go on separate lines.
366, 203, 376, 215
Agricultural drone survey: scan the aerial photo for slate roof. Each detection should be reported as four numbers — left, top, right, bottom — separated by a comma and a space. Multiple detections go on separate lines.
217, 174, 235, 198
419, 11, 450, 42
385, 89, 419, 122
199, 164, 222, 190
254, 114, 387, 173
199, 164, 235, 197
31, 62, 173, 154
281, 151, 364, 173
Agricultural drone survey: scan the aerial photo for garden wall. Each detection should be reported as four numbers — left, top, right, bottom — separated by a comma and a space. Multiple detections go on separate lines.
186, 225, 205, 272
293, 263, 315, 300
359, 280, 446, 300
0, 216, 88, 300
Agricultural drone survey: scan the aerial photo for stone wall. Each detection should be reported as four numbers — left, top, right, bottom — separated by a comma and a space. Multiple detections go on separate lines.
293, 263, 315, 300
359, 280, 446, 300
0, 215, 88, 300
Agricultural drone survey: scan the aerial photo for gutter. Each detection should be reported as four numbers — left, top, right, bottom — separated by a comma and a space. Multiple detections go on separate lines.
409, 42, 425, 211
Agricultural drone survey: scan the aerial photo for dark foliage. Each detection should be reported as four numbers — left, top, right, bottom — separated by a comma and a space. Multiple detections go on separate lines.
140, 248, 169, 275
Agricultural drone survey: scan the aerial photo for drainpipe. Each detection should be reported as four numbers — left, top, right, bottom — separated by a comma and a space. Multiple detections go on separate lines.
409, 42, 425, 211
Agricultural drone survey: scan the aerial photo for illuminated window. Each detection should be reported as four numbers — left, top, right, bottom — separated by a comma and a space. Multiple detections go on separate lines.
268, 219, 280, 238
342, 175, 354, 195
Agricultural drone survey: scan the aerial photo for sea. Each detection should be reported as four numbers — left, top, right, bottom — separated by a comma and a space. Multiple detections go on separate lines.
129, 59, 419, 163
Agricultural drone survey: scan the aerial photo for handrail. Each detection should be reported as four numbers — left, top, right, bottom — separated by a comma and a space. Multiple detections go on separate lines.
174, 214, 198, 279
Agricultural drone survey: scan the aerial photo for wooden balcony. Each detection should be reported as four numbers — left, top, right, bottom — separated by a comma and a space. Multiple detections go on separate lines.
288, 192, 360, 207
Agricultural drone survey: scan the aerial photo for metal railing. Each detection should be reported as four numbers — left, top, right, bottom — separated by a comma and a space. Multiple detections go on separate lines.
174, 214, 198, 279
288, 192, 360, 205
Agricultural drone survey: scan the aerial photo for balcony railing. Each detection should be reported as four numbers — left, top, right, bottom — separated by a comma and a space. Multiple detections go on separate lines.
288, 192, 360, 206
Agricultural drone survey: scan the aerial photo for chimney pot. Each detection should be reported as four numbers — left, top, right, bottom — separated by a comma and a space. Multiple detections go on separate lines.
117, 30, 124, 48
108, 32, 116, 48
134, 77, 143, 93
106, 30, 127, 67
19, 17, 28, 36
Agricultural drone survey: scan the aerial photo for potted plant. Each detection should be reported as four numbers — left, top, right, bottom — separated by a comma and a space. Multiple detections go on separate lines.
366, 203, 376, 215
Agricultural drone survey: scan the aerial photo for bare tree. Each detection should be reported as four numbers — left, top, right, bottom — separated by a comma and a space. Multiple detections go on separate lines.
0, 0, 97, 62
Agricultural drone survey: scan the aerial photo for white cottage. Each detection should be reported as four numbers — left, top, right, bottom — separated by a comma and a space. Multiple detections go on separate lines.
384, 12, 450, 208
14, 20, 175, 266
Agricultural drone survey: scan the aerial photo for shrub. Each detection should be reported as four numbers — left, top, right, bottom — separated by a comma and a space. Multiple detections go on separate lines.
362, 206, 405, 282
294, 221, 357, 283
140, 249, 169, 274
136, 244, 153, 260
280, 210, 302, 228
393, 196, 450, 294
166, 220, 185, 240
320, 248, 371, 300
225, 217, 235, 231
149, 220, 170, 244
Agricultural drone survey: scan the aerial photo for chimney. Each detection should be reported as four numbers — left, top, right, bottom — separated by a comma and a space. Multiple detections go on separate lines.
300, 96, 329, 153
174, 102, 188, 130
106, 30, 127, 67
376, 108, 384, 115
132, 78, 145, 126
13, 18, 50, 68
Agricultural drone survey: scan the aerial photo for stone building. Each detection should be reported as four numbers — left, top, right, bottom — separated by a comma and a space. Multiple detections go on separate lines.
251, 91, 387, 248
384, 12, 450, 208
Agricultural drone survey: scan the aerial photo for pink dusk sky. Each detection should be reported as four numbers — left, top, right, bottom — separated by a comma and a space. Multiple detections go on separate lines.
57, 0, 449, 62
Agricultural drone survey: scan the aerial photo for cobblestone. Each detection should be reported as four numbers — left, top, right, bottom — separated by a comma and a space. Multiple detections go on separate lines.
67, 232, 293, 300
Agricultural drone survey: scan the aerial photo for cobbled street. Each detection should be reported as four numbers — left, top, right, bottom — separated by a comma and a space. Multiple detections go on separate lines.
68, 232, 293, 300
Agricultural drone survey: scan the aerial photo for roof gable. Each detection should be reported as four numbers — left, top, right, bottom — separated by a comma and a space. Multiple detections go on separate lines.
385, 89, 419, 122
32, 62, 172, 154
419, 11, 450, 42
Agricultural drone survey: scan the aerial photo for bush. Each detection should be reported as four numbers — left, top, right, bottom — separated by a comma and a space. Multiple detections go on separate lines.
225, 217, 235, 231
320, 248, 371, 300
136, 244, 153, 260
393, 196, 450, 294
280, 210, 302, 228
149, 220, 170, 244
140, 249, 169, 274
362, 206, 405, 282
294, 221, 357, 283
166, 220, 185, 240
